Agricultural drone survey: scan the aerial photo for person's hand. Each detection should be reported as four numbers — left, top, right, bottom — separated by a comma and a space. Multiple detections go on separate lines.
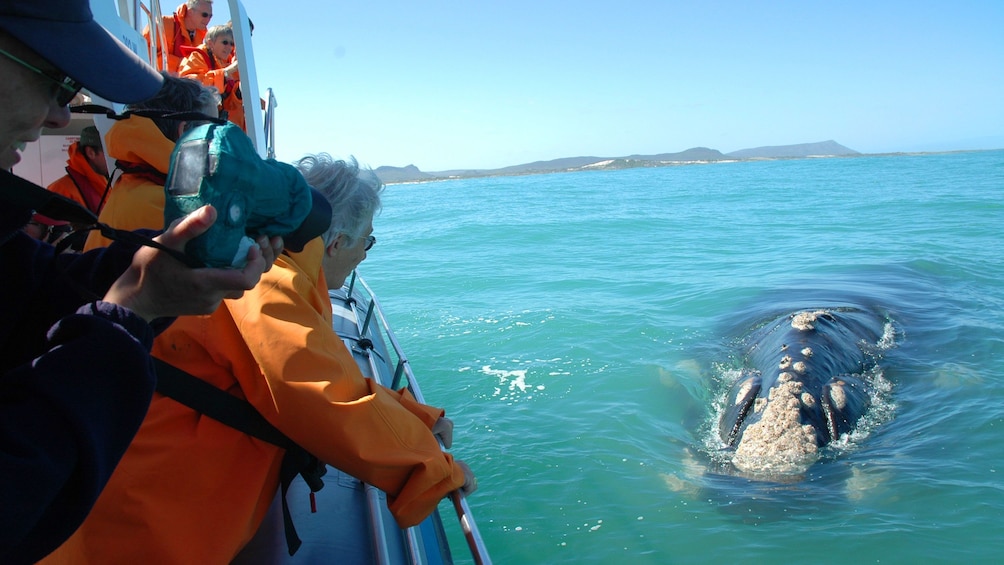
432, 417, 454, 449
103, 205, 272, 321
224, 60, 240, 80
456, 460, 477, 496
254, 233, 283, 273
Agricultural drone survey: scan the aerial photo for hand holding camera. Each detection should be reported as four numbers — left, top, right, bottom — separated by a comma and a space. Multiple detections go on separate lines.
164, 123, 326, 268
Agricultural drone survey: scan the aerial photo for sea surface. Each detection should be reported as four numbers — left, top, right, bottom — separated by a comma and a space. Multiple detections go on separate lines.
359, 150, 1004, 564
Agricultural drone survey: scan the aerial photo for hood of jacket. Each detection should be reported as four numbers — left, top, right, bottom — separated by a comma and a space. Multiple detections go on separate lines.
281, 237, 326, 293
105, 116, 175, 174
65, 141, 108, 190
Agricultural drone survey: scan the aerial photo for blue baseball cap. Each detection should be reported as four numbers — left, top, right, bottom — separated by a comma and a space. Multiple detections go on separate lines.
0, 0, 162, 103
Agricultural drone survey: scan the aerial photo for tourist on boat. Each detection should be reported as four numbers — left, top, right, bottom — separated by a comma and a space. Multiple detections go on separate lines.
46, 126, 109, 215
0, 0, 280, 562
44, 126, 109, 249
41, 154, 477, 564
143, 0, 214, 73
178, 24, 247, 131
84, 74, 221, 249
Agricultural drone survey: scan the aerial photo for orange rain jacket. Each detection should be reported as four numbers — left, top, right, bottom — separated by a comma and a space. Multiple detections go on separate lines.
45, 241, 466, 564
46, 141, 108, 214
83, 116, 173, 250
142, 4, 208, 73
178, 45, 247, 131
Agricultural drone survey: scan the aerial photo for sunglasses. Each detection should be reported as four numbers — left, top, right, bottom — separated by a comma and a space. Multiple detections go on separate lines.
220, 40, 233, 46
344, 234, 376, 251
0, 47, 82, 107
201, 11, 213, 18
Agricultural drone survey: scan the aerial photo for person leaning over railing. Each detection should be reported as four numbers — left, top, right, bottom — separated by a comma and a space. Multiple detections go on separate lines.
0, 1, 281, 563
41, 153, 477, 564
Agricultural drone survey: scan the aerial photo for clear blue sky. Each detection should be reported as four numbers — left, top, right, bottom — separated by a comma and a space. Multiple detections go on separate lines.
214, 0, 1003, 171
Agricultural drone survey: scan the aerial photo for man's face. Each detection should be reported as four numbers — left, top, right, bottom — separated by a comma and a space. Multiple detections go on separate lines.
184, 1, 214, 31
0, 38, 72, 169
84, 146, 109, 177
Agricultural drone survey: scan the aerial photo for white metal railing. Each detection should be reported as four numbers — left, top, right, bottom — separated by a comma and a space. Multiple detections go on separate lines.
341, 273, 492, 565
264, 87, 277, 160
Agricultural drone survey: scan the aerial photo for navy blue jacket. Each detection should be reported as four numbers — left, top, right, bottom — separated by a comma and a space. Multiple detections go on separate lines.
0, 193, 157, 563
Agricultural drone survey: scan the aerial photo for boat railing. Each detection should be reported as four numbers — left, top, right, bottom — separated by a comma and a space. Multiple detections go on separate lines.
363, 482, 393, 564
264, 87, 277, 160
133, 0, 168, 72
343, 273, 492, 565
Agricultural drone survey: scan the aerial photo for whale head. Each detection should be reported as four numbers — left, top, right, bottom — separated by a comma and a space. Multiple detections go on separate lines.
718, 310, 875, 476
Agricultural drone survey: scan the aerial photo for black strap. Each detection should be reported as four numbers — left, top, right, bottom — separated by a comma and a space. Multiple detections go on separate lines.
1, 170, 202, 267
70, 104, 228, 126
96, 166, 116, 215
153, 359, 325, 556
2, 169, 99, 225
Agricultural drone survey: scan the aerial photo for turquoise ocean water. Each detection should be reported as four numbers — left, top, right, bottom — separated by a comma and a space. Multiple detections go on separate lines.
360, 150, 1004, 564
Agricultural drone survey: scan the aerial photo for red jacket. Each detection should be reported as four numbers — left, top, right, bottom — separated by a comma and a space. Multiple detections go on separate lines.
46, 141, 108, 215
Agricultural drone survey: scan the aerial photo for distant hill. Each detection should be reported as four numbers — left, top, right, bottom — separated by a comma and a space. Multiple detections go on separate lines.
726, 140, 859, 159
374, 141, 858, 184
623, 147, 730, 161
372, 164, 438, 184
494, 156, 608, 174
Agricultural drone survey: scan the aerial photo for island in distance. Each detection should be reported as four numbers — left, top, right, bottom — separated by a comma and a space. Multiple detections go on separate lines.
374, 140, 859, 184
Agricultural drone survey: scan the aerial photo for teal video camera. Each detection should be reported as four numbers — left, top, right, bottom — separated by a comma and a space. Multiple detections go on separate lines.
163, 123, 330, 268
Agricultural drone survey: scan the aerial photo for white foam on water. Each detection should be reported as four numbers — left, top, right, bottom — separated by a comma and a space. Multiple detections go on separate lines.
480, 365, 537, 402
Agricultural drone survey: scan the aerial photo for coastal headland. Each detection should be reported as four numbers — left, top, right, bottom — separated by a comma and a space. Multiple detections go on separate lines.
374, 140, 860, 184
